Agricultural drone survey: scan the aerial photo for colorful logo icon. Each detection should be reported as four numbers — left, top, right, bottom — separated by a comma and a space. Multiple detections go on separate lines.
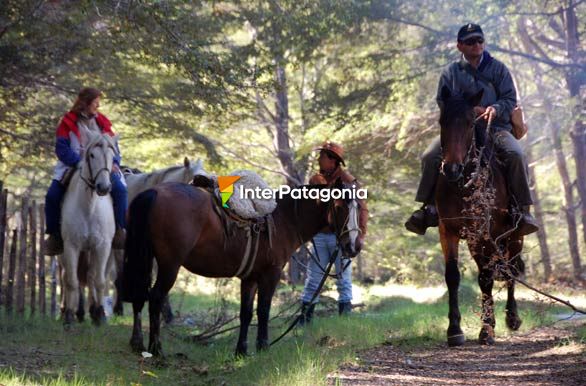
218, 176, 241, 208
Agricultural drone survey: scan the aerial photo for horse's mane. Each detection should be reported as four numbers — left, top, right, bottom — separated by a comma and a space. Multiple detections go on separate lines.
440, 95, 474, 127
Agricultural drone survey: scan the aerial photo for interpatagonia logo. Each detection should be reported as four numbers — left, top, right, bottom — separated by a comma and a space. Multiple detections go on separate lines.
218, 176, 241, 208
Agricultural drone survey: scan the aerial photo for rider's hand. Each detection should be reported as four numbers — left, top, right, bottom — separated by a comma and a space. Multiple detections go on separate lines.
484, 106, 496, 121
112, 163, 120, 173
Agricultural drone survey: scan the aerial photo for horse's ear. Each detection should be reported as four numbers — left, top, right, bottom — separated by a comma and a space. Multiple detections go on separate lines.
78, 124, 91, 146
440, 85, 451, 102
469, 89, 484, 107
184, 157, 190, 168
79, 125, 99, 147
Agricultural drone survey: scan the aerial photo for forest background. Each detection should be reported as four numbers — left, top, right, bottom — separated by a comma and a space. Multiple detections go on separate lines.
1, 0, 585, 285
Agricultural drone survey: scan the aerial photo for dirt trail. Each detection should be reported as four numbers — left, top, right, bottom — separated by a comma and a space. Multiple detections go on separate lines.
330, 321, 586, 385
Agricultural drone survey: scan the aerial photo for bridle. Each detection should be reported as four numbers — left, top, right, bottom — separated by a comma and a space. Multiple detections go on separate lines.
439, 111, 488, 183
79, 138, 115, 191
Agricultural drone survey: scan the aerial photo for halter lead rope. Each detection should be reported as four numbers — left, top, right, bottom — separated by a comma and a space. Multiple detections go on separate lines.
271, 191, 354, 347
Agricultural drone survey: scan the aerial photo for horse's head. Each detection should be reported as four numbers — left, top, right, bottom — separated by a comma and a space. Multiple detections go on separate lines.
329, 178, 362, 258
182, 157, 204, 183
439, 86, 483, 182
83, 132, 118, 196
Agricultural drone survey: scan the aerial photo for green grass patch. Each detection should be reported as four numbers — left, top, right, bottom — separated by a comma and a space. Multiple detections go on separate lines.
0, 281, 583, 385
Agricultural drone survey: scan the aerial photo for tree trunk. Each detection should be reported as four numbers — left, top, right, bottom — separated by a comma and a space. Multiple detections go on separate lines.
518, 18, 582, 279
274, 62, 302, 186
526, 147, 552, 281
0, 184, 6, 305
16, 197, 29, 315
273, 60, 306, 283
565, 1, 586, 274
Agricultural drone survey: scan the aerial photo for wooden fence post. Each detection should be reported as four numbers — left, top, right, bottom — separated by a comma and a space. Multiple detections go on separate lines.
39, 204, 46, 315
0, 184, 7, 306
29, 200, 37, 316
16, 196, 29, 315
50, 256, 57, 318
6, 229, 17, 314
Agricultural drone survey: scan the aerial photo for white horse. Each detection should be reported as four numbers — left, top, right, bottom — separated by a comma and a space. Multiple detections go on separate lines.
108, 157, 204, 316
60, 127, 118, 326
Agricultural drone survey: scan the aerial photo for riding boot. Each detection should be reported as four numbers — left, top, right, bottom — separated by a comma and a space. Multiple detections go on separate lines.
517, 206, 539, 236
338, 301, 352, 316
44, 179, 65, 255
112, 228, 126, 249
297, 302, 315, 327
45, 233, 64, 256
405, 204, 438, 235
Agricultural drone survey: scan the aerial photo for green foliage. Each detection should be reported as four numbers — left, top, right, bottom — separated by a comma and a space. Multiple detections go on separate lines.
0, 1, 585, 281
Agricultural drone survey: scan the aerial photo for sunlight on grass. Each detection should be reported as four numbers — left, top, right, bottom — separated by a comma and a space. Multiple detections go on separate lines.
0, 282, 584, 386
368, 282, 446, 303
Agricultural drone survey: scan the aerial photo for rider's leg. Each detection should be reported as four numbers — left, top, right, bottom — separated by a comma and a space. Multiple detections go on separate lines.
406, 136, 441, 235
110, 172, 128, 248
44, 179, 66, 255
493, 131, 538, 235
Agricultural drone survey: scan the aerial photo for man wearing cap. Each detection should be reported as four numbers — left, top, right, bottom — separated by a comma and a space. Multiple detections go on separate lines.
298, 140, 368, 325
404, 23, 539, 236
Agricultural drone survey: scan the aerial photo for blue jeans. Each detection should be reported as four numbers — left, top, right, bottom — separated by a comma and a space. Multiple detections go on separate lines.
301, 232, 352, 304
44, 173, 127, 235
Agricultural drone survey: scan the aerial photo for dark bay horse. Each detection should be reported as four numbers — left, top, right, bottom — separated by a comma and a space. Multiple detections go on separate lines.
436, 86, 524, 346
122, 179, 360, 356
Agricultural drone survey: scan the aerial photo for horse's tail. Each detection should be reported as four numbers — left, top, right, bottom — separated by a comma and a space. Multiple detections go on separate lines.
121, 189, 157, 304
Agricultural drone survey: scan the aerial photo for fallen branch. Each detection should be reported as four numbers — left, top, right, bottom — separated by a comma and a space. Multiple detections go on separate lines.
514, 276, 586, 315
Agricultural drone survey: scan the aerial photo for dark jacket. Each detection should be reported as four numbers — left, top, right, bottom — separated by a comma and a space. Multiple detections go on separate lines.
436, 51, 517, 133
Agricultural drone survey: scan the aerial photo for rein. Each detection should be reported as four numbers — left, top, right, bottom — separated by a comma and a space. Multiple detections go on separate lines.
271, 189, 354, 347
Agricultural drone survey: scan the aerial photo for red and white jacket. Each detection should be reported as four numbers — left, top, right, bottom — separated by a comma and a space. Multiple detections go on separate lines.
52, 111, 121, 181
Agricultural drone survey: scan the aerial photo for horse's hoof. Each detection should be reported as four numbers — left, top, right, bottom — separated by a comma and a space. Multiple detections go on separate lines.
113, 305, 124, 316
479, 325, 495, 345
256, 340, 269, 352
90, 305, 106, 326
235, 345, 248, 358
63, 309, 75, 328
76, 311, 85, 323
506, 314, 522, 331
130, 338, 146, 353
148, 342, 164, 357
447, 333, 466, 347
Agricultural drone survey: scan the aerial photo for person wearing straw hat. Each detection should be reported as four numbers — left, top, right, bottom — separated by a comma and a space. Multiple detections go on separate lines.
298, 140, 368, 325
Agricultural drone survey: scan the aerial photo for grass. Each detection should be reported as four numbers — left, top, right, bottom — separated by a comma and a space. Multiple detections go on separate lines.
0, 279, 583, 386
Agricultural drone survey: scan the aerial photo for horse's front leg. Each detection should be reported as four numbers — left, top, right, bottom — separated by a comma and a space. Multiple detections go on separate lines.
477, 266, 495, 345
60, 245, 80, 328
236, 278, 258, 357
505, 237, 524, 331
130, 301, 146, 352
88, 247, 110, 326
112, 249, 125, 316
76, 287, 85, 322
439, 223, 464, 346
148, 264, 180, 357
256, 268, 281, 351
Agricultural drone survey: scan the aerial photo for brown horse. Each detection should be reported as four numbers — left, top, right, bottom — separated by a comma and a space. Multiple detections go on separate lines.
122, 179, 360, 356
436, 86, 524, 347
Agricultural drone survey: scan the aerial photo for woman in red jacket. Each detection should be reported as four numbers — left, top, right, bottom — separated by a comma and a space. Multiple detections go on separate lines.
44, 87, 127, 255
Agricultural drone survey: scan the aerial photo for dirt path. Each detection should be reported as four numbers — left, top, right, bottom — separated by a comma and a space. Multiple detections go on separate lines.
329, 321, 586, 385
